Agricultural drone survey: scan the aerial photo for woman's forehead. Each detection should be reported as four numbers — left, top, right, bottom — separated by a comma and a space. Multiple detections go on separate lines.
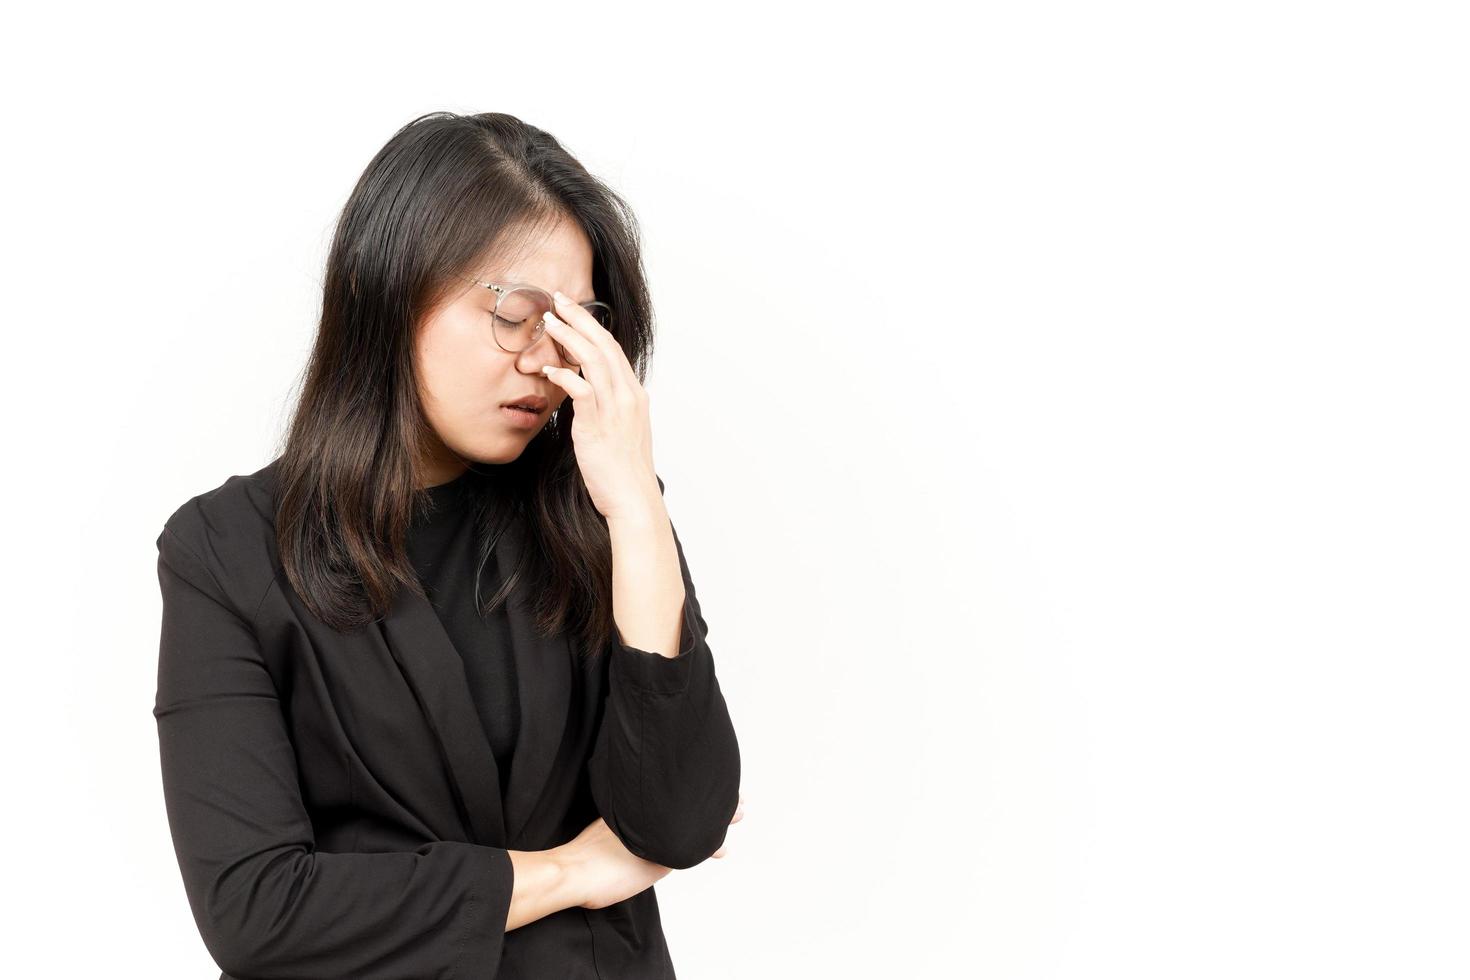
475, 217, 594, 288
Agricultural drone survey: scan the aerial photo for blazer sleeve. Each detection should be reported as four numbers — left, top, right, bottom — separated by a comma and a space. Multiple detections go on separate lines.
587, 478, 742, 871
153, 522, 516, 980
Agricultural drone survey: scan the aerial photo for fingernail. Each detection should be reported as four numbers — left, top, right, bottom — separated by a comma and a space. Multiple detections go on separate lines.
541, 365, 555, 374
553, 290, 569, 304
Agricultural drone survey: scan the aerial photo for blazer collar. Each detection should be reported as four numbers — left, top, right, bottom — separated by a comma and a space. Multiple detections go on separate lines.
379, 511, 572, 848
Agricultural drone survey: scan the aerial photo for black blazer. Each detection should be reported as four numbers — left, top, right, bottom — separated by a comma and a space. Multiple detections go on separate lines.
153, 459, 741, 979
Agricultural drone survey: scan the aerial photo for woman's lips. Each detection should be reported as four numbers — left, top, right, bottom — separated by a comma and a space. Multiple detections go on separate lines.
500, 404, 545, 429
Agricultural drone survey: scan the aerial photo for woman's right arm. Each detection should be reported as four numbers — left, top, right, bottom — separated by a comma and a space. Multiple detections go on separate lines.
154, 523, 583, 978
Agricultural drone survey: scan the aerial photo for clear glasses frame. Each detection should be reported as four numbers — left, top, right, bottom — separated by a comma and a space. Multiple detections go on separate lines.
457, 274, 614, 360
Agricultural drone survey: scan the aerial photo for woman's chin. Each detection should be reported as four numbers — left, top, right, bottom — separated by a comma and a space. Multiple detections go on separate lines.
452, 437, 530, 466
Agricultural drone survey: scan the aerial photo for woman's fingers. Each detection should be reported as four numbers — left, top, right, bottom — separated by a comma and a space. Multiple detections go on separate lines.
552, 290, 630, 372
541, 312, 601, 373
543, 313, 625, 408
542, 363, 596, 414
711, 793, 745, 858
547, 292, 640, 402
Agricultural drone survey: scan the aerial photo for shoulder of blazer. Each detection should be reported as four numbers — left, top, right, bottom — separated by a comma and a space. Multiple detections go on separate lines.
158, 457, 282, 630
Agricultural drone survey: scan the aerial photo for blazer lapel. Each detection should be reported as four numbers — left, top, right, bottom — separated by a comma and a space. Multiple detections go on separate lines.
494, 513, 574, 845
379, 507, 575, 850
380, 583, 508, 847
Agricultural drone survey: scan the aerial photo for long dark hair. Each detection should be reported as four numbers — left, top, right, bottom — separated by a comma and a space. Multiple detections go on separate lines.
272, 111, 655, 652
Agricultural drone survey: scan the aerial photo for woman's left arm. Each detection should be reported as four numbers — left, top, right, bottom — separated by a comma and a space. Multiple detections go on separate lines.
537, 293, 741, 871
588, 477, 742, 870
606, 481, 687, 659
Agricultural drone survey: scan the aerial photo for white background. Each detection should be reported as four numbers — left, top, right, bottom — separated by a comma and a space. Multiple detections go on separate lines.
3, 1, 1466, 977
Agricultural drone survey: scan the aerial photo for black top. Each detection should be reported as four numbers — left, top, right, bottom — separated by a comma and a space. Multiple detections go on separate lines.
153, 459, 741, 979
405, 468, 520, 800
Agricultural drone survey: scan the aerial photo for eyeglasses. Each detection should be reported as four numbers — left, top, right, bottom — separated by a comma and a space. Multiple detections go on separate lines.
458, 275, 614, 363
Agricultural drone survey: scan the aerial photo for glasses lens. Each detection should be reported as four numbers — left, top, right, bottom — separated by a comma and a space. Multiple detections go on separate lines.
583, 301, 613, 328
492, 287, 553, 352
492, 289, 615, 365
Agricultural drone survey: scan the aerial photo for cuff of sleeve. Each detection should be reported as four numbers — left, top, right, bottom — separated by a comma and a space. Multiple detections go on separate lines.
453, 844, 516, 975
611, 596, 701, 696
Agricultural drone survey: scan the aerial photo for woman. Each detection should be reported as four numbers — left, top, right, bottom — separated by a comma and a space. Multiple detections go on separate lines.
153, 111, 744, 979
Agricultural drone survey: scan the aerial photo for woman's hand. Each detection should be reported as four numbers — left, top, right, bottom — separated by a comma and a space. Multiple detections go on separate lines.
540, 292, 662, 523
559, 795, 746, 909
557, 816, 671, 910
709, 792, 745, 859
